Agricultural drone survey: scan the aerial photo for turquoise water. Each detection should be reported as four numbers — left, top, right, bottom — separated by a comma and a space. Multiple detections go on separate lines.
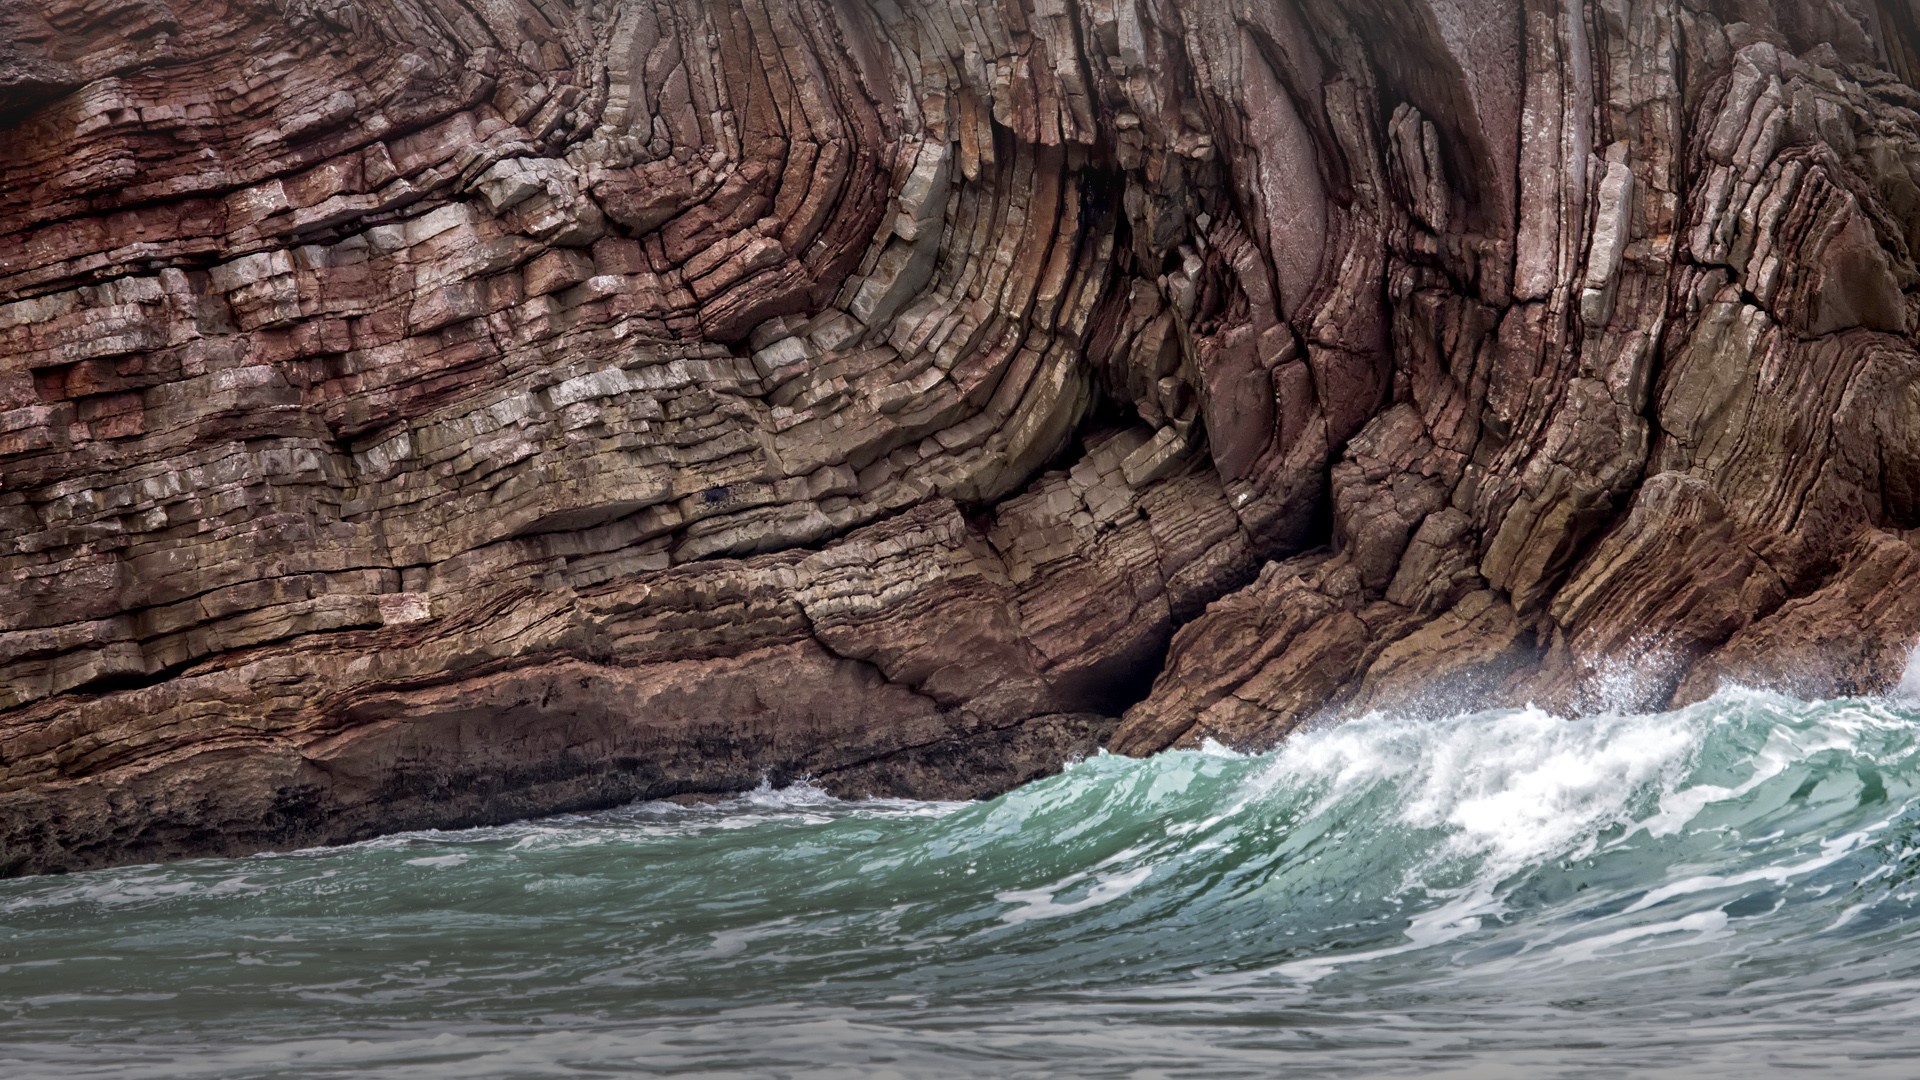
7, 689, 1920, 1077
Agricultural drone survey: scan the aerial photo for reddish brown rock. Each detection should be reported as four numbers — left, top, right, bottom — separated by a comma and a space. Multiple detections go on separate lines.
1115, 0, 1920, 752
6, 0, 1920, 873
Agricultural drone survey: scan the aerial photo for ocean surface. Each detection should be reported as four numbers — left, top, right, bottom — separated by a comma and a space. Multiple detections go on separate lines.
8, 688, 1920, 1078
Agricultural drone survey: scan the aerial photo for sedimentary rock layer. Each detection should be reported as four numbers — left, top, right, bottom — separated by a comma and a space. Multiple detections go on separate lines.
4, 0, 1920, 873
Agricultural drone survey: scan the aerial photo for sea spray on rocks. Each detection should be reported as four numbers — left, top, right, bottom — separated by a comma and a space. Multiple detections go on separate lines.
6, 688, 1920, 1078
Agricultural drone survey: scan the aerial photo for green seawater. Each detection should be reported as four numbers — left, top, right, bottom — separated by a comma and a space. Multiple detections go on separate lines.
8, 688, 1920, 1077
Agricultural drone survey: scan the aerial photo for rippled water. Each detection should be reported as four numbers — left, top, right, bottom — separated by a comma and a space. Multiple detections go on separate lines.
8, 688, 1920, 1077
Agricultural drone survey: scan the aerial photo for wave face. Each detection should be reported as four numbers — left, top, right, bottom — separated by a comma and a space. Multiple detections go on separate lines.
8, 689, 1920, 1077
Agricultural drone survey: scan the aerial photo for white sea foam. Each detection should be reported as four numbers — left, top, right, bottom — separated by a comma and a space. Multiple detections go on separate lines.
1545, 908, 1732, 965
1619, 831, 1874, 915
1232, 687, 1920, 982
1260, 704, 1704, 875
0, 871, 269, 913
1245, 703, 1727, 983
996, 864, 1154, 925
9, 687, 1920, 1080
1897, 639, 1920, 700
1273, 888, 1496, 982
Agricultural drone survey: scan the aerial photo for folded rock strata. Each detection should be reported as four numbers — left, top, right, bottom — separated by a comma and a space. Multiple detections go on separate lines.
4, 0, 1920, 873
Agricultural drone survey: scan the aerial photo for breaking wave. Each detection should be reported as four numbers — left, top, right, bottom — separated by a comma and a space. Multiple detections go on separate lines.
7, 688, 1920, 1077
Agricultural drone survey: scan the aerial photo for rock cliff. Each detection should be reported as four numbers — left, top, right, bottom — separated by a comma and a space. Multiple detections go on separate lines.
5, 0, 1920, 873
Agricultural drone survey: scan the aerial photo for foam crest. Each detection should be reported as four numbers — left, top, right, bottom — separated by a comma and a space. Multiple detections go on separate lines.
9, 688, 1920, 1080
1898, 639, 1920, 700
1259, 704, 1703, 874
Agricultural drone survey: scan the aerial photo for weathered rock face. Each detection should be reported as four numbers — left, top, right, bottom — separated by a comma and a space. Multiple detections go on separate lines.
1112, 0, 1920, 751
4, 0, 1920, 873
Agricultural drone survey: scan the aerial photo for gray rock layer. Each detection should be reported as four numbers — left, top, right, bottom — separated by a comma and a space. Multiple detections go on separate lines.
4, 0, 1920, 873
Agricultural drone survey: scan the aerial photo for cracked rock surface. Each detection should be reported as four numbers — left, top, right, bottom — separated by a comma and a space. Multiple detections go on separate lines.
6, 0, 1920, 873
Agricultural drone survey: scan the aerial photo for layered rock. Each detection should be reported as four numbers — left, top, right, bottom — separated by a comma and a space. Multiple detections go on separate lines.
5, 0, 1920, 873
1115, 0, 1920, 750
